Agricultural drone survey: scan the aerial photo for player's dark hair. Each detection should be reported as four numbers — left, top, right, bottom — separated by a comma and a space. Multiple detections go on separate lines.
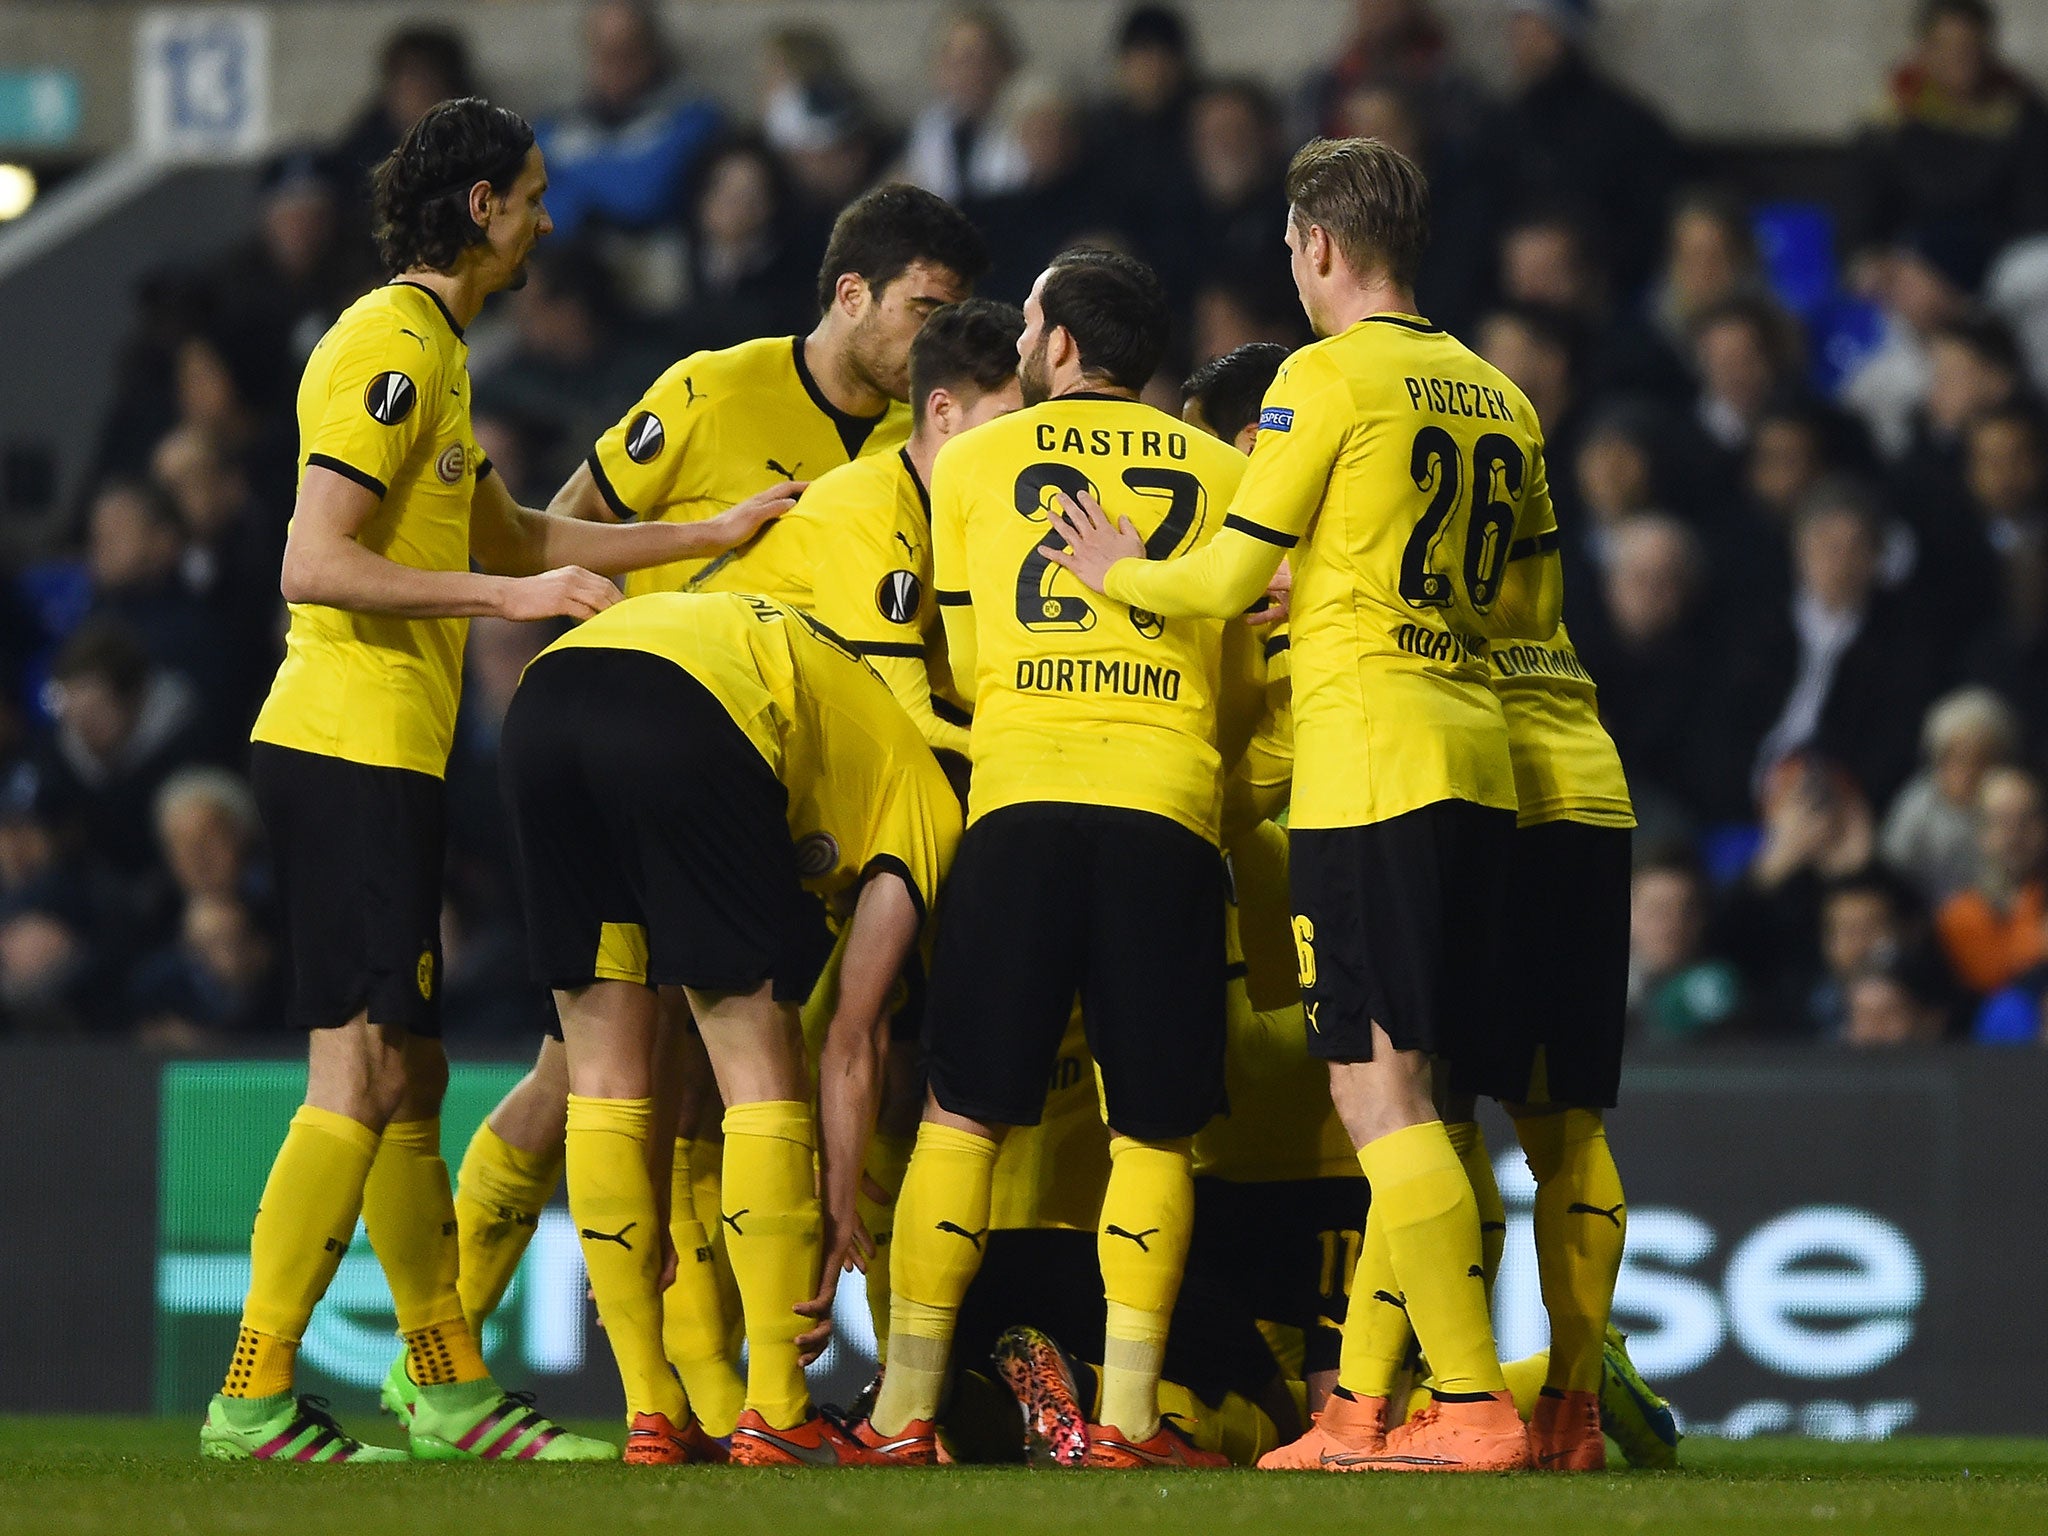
370, 96, 534, 276
910, 298, 1025, 426
1038, 247, 1171, 391
1285, 136, 1431, 290
1183, 342, 1290, 443
815, 183, 988, 315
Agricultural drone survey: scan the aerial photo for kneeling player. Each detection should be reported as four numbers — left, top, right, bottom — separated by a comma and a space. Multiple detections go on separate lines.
500, 591, 960, 1465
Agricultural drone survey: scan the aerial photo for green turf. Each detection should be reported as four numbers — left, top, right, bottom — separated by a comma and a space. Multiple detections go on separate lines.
2, 1418, 2044, 1535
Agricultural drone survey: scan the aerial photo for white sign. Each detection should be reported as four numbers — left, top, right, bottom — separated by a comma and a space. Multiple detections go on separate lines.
135, 8, 270, 160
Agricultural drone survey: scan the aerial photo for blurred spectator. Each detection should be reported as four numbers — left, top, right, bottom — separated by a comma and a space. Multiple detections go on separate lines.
205, 150, 368, 373
1883, 685, 2021, 901
1639, 189, 1769, 399
1704, 396, 1874, 620
1576, 513, 1717, 829
968, 79, 1111, 306
1173, 81, 1291, 312
331, 26, 476, 228
674, 137, 821, 345
1086, 7, 1199, 261
128, 894, 277, 1045
1804, 867, 1936, 1037
1628, 846, 1743, 1043
534, 0, 723, 239
1841, 229, 1981, 461
1497, 0, 1683, 299
1304, 0, 1458, 136
899, 6, 1028, 202
82, 479, 232, 732
1476, 304, 1583, 464
1849, 0, 2048, 264
1896, 310, 2027, 532
1727, 483, 1935, 814
1689, 296, 1805, 458
1190, 263, 1313, 366
759, 27, 887, 220
1935, 764, 2048, 993
1840, 960, 1951, 1045
35, 622, 208, 881
0, 906, 92, 1034
154, 767, 264, 908
475, 241, 671, 488
148, 425, 283, 709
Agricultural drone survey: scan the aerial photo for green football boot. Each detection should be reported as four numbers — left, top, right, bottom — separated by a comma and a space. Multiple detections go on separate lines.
1598, 1324, 1681, 1469
200, 1392, 408, 1463
406, 1378, 616, 1462
379, 1352, 420, 1422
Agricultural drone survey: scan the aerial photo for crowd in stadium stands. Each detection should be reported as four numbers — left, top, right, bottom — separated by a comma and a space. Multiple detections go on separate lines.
1, 0, 2044, 1049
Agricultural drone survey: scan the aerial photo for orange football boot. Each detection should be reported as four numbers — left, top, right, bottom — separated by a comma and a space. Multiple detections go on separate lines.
1256, 1391, 1388, 1471
728, 1408, 886, 1467
1082, 1417, 1230, 1469
1529, 1388, 1606, 1471
1351, 1390, 1530, 1472
623, 1411, 727, 1465
839, 1412, 943, 1465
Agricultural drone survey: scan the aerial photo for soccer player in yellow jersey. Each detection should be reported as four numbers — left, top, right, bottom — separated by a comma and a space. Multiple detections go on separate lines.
852, 249, 1243, 1470
1049, 139, 1563, 1473
692, 297, 1026, 755
200, 100, 798, 1466
499, 592, 960, 1467
551, 184, 988, 594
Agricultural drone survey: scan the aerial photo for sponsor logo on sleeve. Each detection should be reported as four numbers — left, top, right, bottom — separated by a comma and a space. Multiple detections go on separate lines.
435, 444, 466, 484
794, 831, 841, 879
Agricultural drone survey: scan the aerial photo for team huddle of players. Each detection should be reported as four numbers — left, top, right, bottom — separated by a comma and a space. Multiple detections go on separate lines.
199, 95, 1678, 1475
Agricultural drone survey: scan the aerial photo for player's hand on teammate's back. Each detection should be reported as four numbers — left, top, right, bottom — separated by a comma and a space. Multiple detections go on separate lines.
501, 565, 619, 621
1246, 558, 1292, 627
1042, 489, 1144, 593
702, 480, 808, 549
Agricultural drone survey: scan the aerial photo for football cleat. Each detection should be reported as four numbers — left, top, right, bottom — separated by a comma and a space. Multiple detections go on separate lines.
1081, 1415, 1230, 1469
1255, 1391, 1387, 1471
200, 1392, 408, 1463
1345, 1390, 1531, 1473
378, 1353, 419, 1421
407, 1381, 615, 1461
834, 1409, 942, 1465
1599, 1324, 1681, 1469
1529, 1388, 1605, 1471
728, 1408, 887, 1467
991, 1325, 1090, 1467
624, 1410, 728, 1465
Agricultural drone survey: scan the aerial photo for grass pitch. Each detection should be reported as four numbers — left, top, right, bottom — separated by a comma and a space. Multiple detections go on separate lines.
3, 1418, 2045, 1536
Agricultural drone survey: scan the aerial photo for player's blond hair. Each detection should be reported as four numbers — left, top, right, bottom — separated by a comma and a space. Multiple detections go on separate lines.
1284, 136, 1431, 290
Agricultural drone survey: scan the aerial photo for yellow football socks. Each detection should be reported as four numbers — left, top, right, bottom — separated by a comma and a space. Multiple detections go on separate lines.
566, 1095, 686, 1421
1096, 1135, 1195, 1440
858, 1130, 915, 1362
1335, 1213, 1409, 1400
685, 1135, 745, 1357
1445, 1120, 1507, 1296
872, 1122, 998, 1437
663, 1137, 744, 1435
1518, 1108, 1626, 1394
721, 1100, 820, 1431
451, 1119, 561, 1334
362, 1117, 490, 1386
225, 1104, 380, 1397
1356, 1121, 1506, 1397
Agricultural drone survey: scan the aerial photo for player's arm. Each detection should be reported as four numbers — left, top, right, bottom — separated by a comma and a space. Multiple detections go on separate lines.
1475, 443, 1563, 641
549, 359, 700, 524
929, 450, 980, 705
868, 653, 971, 756
469, 469, 801, 579
544, 459, 619, 523
812, 870, 923, 1278
1047, 358, 1342, 615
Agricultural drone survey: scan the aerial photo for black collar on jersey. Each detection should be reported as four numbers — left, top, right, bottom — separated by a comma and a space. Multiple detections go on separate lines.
791, 335, 887, 458
1360, 313, 1442, 334
1053, 389, 1143, 403
898, 446, 932, 520
390, 279, 466, 339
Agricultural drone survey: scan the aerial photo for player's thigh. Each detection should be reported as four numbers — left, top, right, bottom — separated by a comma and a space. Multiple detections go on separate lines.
500, 651, 648, 996
923, 807, 1089, 1128
251, 741, 447, 1038
1291, 800, 1514, 1065
1079, 811, 1228, 1142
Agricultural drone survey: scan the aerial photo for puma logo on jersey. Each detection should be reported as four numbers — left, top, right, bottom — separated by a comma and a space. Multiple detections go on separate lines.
936, 1220, 988, 1250
766, 458, 801, 480
682, 376, 702, 406
624, 410, 665, 463
364, 371, 417, 425
877, 569, 922, 624
1105, 1225, 1159, 1252
894, 530, 918, 558
1568, 1201, 1626, 1228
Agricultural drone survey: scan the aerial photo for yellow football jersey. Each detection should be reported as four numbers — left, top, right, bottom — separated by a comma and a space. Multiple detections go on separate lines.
252, 281, 483, 777
1221, 625, 1294, 838
690, 446, 966, 756
932, 393, 1248, 841
990, 1004, 1112, 1233
587, 335, 911, 596
1487, 619, 1635, 829
1105, 315, 1558, 829
542, 592, 960, 914
1195, 823, 1355, 1183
